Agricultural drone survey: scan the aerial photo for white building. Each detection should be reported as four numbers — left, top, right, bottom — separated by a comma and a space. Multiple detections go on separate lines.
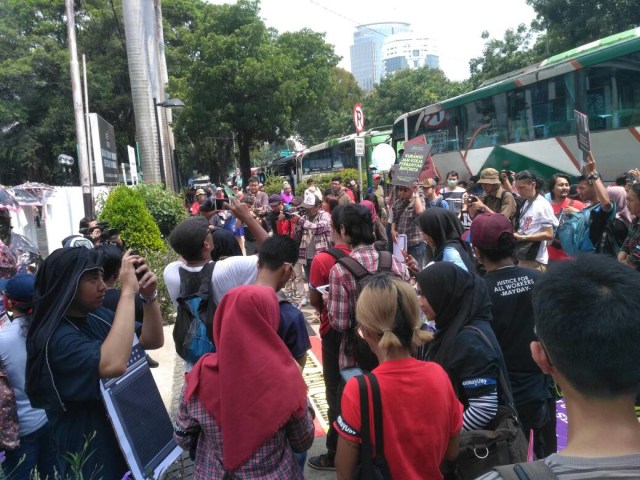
381, 32, 439, 77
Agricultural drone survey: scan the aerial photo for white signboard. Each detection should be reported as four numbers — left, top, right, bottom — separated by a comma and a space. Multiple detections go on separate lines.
355, 137, 365, 157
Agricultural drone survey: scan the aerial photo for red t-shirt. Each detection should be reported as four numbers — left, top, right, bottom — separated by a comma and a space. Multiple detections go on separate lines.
336, 358, 463, 480
191, 200, 200, 216
309, 245, 351, 337
548, 198, 585, 261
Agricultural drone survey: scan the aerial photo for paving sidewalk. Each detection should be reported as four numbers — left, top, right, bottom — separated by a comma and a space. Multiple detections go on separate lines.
153, 302, 336, 479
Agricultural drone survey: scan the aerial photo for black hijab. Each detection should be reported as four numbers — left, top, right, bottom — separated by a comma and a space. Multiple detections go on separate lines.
212, 229, 242, 261
416, 262, 492, 371
418, 208, 475, 271
26, 247, 103, 410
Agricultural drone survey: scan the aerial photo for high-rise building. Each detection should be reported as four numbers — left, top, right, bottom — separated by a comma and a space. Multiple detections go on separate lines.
381, 32, 439, 77
350, 22, 410, 92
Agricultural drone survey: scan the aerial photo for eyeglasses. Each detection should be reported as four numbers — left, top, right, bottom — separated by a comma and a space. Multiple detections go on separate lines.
283, 262, 294, 269
533, 326, 554, 366
422, 185, 434, 190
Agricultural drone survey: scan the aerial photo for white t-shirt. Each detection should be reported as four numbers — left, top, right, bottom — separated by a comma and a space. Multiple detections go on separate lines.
517, 195, 558, 264
163, 255, 259, 309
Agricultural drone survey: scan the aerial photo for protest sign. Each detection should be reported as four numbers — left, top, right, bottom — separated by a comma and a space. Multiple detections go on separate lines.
574, 110, 590, 170
392, 141, 433, 186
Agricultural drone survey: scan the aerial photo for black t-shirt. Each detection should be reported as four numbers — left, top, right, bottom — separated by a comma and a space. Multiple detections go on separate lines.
102, 288, 144, 332
483, 266, 548, 406
448, 320, 503, 408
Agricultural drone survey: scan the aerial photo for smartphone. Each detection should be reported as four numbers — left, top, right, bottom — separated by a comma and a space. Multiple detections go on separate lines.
315, 284, 329, 295
466, 195, 478, 204
130, 250, 145, 281
340, 367, 365, 384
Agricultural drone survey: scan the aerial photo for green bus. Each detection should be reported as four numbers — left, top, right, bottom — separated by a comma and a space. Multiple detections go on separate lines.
393, 27, 640, 181
298, 127, 392, 184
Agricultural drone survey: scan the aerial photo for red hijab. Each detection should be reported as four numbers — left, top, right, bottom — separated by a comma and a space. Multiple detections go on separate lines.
184, 285, 307, 471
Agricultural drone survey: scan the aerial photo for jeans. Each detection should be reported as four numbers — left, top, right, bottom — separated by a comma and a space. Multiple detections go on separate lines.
408, 242, 427, 271
322, 328, 342, 457
3, 423, 58, 479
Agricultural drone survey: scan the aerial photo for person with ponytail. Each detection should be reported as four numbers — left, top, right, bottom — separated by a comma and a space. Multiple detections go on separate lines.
335, 275, 462, 480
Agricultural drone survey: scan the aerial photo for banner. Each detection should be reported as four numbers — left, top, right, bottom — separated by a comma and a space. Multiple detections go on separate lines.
392, 140, 433, 186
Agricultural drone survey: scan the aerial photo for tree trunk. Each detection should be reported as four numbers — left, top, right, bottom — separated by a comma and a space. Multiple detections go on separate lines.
237, 131, 253, 187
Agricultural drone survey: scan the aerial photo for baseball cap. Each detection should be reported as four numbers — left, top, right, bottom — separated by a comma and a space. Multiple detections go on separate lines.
291, 196, 303, 207
477, 168, 501, 185
0, 273, 36, 303
470, 213, 513, 250
199, 197, 216, 212
301, 191, 319, 209
196, 188, 206, 195
169, 216, 211, 257
62, 235, 95, 249
268, 194, 282, 206
373, 173, 381, 180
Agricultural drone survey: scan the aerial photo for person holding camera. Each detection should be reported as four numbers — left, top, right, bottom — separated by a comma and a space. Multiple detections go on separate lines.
467, 168, 517, 221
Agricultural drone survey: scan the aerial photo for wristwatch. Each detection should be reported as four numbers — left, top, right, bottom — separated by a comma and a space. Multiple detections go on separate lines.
587, 171, 600, 182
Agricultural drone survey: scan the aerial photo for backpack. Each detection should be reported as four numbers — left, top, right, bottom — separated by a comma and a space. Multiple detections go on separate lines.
337, 251, 393, 371
510, 192, 527, 226
557, 203, 616, 257
173, 261, 217, 364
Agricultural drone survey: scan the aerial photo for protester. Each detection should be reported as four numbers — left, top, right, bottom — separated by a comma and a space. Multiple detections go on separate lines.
391, 183, 426, 269
422, 177, 449, 209
478, 255, 640, 478
416, 262, 506, 432
546, 173, 586, 261
210, 229, 243, 261
360, 198, 387, 251
304, 177, 323, 202
191, 189, 206, 216
471, 213, 556, 458
173, 285, 314, 479
335, 275, 462, 480
328, 204, 409, 372
291, 192, 332, 306
604, 185, 632, 256
512, 170, 558, 270
468, 168, 517, 221
416, 208, 475, 272
618, 183, 640, 270
306, 207, 352, 472
25, 247, 162, 479
440, 171, 466, 215
331, 176, 353, 205
0, 274, 58, 477
367, 173, 387, 221
98, 244, 163, 368
575, 151, 615, 253
281, 182, 294, 205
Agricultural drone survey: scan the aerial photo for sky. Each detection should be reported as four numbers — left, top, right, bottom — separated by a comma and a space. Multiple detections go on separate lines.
209, 0, 538, 81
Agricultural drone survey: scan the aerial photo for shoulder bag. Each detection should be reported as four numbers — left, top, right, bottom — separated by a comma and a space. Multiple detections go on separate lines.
451, 326, 529, 480
0, 359, 20, 450
353, 373, 392, 480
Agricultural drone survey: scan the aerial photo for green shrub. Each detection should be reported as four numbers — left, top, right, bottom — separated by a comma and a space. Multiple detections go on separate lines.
264, 174, 289, 195
98, 185, 166, 253
145, 244, 179, 323
295, 168, 366, 196
134, 183, 187, 237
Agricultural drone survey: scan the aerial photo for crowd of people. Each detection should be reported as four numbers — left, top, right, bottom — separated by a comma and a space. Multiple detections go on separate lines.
1, 152, 640, 479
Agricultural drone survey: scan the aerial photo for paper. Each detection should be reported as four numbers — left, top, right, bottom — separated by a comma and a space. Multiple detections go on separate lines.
393, 234, 407, 262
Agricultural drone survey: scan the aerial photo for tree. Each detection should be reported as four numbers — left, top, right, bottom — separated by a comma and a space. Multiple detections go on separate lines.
168, 0, 340, 186
527, 0, 640, 54
468, 24, 542, 88
363, 67, 468, 127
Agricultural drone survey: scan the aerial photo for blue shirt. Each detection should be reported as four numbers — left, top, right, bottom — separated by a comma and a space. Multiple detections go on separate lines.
47, 307, 128, 479
278, 302, 311, 361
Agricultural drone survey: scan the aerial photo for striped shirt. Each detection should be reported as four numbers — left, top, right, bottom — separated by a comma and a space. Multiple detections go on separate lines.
477, 453, 640, 479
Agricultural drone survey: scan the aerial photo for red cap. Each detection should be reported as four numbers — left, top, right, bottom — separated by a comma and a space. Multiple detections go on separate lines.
470, 213, 513, 250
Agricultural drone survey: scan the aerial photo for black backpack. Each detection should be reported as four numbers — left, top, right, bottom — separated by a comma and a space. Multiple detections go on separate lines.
337, 251, 393, 372
173, 261, 217, 364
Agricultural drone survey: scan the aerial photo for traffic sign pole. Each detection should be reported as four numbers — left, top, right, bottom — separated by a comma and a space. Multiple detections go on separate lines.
353, 104, 365, 199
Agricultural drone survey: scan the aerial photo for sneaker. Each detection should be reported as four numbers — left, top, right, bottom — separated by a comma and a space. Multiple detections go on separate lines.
307, 453, 335, 471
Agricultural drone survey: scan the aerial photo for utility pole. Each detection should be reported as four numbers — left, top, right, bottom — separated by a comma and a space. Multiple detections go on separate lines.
65, 0, 92, 216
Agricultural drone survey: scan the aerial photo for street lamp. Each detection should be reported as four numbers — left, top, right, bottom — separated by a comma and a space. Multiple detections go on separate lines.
153, 97, 185, 188
58, 154, 75, 185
